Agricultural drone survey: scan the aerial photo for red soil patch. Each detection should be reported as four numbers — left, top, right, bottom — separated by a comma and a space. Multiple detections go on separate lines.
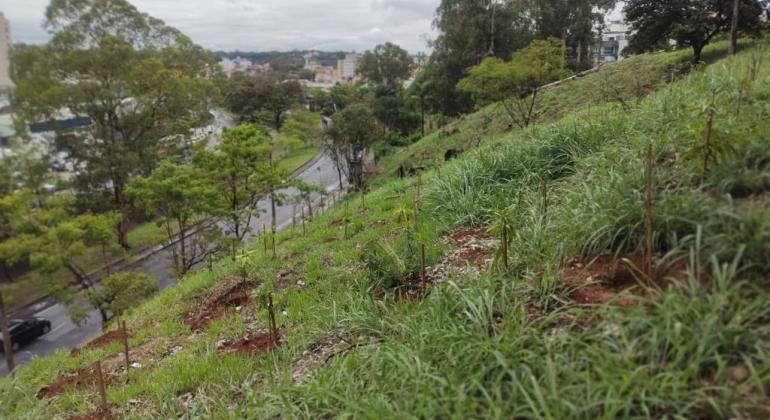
329, 218, 349, 227
447, 227, 491, 245
185, 277, 253, 331
37, 363, 113, 399
70, 329, 128, 357
218, 331, 281, 357
562, 252, 688, 306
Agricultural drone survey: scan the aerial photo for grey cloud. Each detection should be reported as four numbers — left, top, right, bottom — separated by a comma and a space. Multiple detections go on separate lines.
0, 0, 438, 52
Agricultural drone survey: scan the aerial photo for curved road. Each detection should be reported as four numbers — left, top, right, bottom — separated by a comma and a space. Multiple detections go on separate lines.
1, 123, 345, 377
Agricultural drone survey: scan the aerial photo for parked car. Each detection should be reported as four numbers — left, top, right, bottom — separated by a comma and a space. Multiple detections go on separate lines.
0, 318, 52, 352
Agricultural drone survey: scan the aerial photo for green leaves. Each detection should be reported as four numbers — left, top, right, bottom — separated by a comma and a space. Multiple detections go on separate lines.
94, 272, 158, 316
458, 38, 569, 127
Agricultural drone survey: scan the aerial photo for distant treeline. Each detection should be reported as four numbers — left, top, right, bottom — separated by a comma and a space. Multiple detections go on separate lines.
213, 50, 347, 67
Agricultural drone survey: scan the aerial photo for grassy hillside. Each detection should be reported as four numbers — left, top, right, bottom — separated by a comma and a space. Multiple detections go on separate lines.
377, 40, 753, 182
2, 43, 769, 419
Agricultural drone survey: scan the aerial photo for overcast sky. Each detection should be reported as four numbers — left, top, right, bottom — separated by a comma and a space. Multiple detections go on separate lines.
0, 0, 440, 52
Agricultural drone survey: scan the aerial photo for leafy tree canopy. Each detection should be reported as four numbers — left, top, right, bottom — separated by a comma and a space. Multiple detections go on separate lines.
624, 0, 768, 63
358, 42, 415, 87
11, 0, 218, 249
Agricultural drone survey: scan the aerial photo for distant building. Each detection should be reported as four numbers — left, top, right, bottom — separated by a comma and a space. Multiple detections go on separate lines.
218, 56, 267, 77
0, 12, 12, 92
337, 53, 360, 83
598, 19, 630, 64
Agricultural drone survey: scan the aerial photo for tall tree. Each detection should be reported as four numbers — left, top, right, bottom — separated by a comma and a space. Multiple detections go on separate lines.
11, 0, 217, 250
223, 72, 304, 130
358, 42, 415, 87
624, 0, 767, 63
458, 38, 569, 128
527, 0, 616, 70
422, 0, 535, 116
326, 104, 379, 190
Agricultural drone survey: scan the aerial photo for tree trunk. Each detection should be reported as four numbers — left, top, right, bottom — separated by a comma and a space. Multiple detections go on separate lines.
113, 182, 130, 251
729, 0, 740, 55
270, 190, 277, 232
0, 291, 15, 372
692, 43, 705, 64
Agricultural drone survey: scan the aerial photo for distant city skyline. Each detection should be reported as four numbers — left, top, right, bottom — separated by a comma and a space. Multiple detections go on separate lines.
0, 0, 439, 53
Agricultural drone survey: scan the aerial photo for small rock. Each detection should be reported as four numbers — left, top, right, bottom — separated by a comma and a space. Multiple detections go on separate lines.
235, 306, 242, 311
131, 362, 143, 369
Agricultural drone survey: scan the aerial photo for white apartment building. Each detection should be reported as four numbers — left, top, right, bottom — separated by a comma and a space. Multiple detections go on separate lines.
0, 12, 12, 91
599, 19, 630, 63
337, 53, 359, 82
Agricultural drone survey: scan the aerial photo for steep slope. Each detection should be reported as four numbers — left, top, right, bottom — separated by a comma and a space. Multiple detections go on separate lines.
1, 43, 769, 419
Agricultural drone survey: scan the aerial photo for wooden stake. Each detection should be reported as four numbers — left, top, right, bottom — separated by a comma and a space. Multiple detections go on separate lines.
267, 294, 278, 344
420, 243, 427, 287
502, 226, 509, 272
344, 200, 349, 239
360, 189, 365, 210
95, 360, 108, 411
271, 227, 277, 260
301, 207, 306, 235
292, 205, 296, 232
644, 143, 655, 280
121, 321, 130, 377
262, 224, 268, 255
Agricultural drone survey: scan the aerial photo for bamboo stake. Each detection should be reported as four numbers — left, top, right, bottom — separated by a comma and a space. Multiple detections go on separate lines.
343, 199, 349, 239
95, 360, 108, 411
271, 227, 277, 260
301, 207, 306, 235
644, 143, 655, 280
420, 243, 427, 287
122, 321, 130, 377
262, 223, 268, 255
267, 294, 278, 343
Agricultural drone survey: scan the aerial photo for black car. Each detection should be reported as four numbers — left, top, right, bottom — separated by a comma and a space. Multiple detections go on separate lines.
0, 318, 52, 352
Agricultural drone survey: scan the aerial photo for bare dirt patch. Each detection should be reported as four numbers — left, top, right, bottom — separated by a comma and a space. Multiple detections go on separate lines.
37, 363, 114, 399
217, 331, 281, 357
427, 227, 497, 284
321, 237, 338, 243
291, 332, 378, 382
562, 252, 688, 306
70, 329, 128, 357
185, 277, 254, 331
68, 408, 117, 420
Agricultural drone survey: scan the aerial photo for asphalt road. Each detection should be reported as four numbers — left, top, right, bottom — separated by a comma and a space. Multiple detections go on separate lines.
0, 116, 345, 377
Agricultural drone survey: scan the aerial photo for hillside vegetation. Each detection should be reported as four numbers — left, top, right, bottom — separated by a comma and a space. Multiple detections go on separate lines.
1, 44, 770, 419
379, 40, 753, 180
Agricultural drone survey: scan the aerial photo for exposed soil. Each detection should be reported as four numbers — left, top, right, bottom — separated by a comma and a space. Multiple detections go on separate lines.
217, 331, 281, 357
70, 329, 128, 357
185, 276, 253, 331
562, 252, 688, 306
291, 332, 378, 382
329, 218, 349, 228
68, 408, 116, 420
321, 237, 338, 243
37, 363, 113, 399
427, 227, 497, 284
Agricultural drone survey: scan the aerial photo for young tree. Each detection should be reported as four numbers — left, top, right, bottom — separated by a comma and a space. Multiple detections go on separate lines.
458, 38, 569, 128
195, 124, 271, 256
93, 272, 157, 318
326, 104, 379, 190
624, 0, 767, 63
127, 161, 220, 276
358, 42, 415, 88
11, 0, 217, 250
